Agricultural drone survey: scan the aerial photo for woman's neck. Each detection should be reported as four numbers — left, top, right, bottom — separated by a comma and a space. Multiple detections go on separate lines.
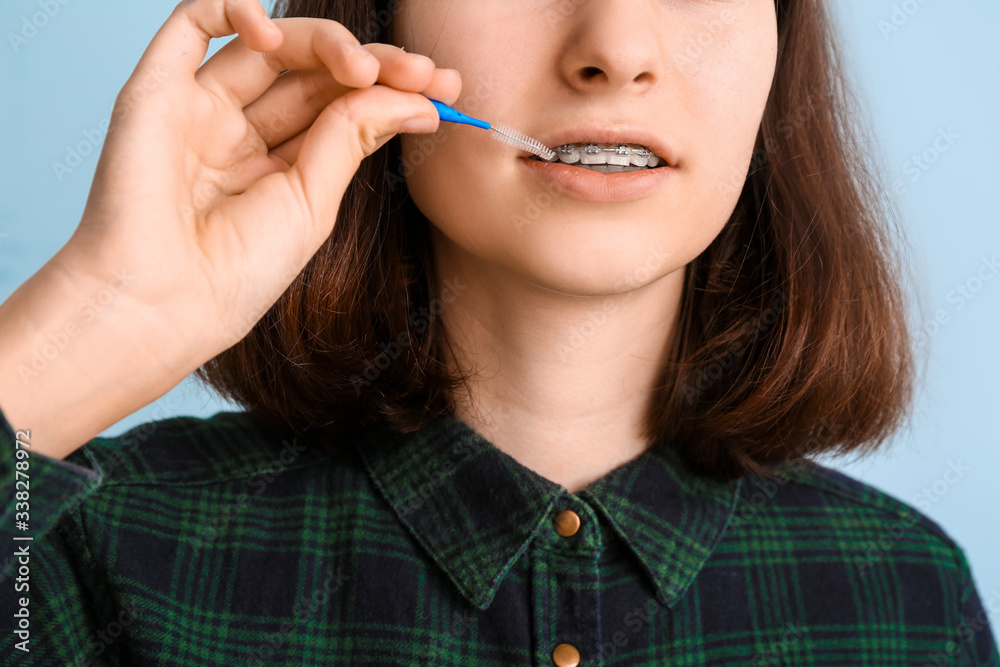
431, 230, 686, 494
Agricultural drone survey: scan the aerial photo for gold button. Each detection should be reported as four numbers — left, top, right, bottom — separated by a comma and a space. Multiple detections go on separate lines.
553, 510, 581, 537
552, 642, 580, 667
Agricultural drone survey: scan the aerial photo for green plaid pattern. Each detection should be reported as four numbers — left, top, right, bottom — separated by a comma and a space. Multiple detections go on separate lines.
1, 404, 997, 665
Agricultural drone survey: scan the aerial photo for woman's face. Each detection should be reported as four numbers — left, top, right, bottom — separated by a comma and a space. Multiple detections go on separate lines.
394, 0, 778, 296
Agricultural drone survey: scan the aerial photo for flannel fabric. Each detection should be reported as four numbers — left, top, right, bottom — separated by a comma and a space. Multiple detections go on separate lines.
1, 403, 997, 666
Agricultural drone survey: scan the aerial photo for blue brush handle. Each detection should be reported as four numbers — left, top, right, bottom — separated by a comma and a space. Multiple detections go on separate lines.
370, 84, 491, 130
428, 99, 491, 130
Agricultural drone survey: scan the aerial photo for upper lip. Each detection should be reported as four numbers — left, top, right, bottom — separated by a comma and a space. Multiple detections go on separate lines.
523, 125, 678, 167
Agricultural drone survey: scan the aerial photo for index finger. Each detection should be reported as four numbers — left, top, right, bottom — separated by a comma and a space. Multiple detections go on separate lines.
194, 17, 382, 108
136, 0, 282, 77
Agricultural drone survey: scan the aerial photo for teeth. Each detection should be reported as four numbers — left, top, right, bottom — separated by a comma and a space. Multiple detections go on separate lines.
579, 146, 608, 165
540, 142, 665, 169
553, 147, 579, 164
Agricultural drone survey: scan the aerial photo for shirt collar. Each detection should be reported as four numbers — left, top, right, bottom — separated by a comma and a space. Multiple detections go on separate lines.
350, 413, 743, 611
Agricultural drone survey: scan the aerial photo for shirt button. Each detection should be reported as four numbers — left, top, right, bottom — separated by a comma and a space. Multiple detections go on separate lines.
551, 642, 581, 667
552, 509, 581, 537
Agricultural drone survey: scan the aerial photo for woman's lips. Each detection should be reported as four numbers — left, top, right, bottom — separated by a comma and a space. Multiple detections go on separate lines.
517, 157, 674, 203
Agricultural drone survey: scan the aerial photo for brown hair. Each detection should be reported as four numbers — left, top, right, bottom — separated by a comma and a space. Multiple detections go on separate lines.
195, 0, 922, 482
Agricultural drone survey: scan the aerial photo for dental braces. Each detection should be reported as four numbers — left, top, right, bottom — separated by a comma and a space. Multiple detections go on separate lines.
555, 144, 654, 158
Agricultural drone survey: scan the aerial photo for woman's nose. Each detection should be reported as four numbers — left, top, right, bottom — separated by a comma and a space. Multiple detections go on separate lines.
557, 0, 664, 95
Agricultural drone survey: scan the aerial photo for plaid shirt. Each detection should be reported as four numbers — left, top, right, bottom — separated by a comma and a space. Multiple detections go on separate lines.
1, 405, 997, 666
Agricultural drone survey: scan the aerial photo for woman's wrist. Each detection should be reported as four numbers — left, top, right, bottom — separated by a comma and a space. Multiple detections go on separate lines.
0, 250, 201, 459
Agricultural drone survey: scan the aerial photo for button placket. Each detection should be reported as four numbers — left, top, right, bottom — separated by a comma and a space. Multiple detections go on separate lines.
532, 497, 603, 666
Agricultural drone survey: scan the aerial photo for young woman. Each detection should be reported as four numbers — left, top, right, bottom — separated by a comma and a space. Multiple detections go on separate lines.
1, 0, 996, 664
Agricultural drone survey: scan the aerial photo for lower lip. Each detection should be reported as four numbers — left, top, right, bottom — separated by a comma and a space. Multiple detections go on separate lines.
517, 158, 674, 202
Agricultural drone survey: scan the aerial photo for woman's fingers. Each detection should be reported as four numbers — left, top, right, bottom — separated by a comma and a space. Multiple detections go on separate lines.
253, 84, 442, 230
265, 105, 399, 168
136, 0, 281, 79
244, 68, 343, 147
194, 17, 379, 107
197, 21, 441, 115
269, 123, 398, 168
244, 58, 461, 149
268, 128, 306, 168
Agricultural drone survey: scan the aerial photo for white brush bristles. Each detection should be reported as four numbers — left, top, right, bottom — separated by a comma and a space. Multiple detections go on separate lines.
490, 123, 557, 161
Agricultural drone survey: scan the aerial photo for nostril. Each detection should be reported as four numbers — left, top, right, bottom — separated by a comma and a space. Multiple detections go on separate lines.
581, 66, 603, 80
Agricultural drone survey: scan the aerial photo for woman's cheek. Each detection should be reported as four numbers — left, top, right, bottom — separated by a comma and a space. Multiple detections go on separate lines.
684, 42, 775, 216
401, 135, 488, 234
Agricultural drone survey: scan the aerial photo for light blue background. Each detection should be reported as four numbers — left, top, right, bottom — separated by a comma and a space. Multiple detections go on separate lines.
2, 0, 998, 620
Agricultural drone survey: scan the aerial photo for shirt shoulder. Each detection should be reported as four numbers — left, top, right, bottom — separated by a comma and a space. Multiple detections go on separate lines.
65, 410, 339, 488
728, 459, 1000, 662
777, 459, 955, 538
733, 458, 970, 574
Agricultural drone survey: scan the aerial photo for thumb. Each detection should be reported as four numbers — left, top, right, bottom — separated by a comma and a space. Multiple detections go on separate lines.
288, 84, 440, 220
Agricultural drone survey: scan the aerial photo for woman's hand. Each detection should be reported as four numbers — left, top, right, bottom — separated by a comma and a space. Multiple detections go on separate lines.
0, 0, 461, 458
68, 0, 460, 361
